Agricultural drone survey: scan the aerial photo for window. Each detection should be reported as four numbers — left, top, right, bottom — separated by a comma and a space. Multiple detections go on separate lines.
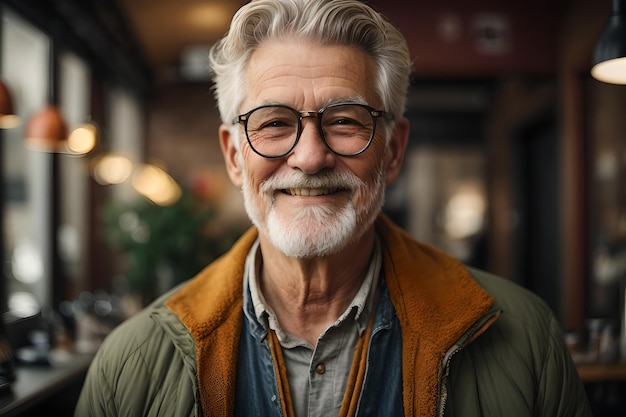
2, 8, 53, 317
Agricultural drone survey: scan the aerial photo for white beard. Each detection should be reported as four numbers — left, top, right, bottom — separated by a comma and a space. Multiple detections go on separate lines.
240, 160, 386, 258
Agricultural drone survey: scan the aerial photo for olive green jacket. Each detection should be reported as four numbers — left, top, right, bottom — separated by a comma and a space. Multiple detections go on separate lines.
75, 215, 591, 416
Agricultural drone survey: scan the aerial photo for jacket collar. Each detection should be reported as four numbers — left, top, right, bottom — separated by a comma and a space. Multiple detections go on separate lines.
376, 214, 494, 348
375, 214, 494, 416
166, 213, 494, 417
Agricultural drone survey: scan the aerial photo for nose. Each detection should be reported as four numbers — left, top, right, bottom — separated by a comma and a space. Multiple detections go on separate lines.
287, 118, 335, 174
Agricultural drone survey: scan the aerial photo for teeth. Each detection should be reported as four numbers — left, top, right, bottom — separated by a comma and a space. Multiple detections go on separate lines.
285, 188, 337, 196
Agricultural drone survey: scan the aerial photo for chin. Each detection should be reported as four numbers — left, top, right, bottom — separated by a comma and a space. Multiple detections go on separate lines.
265, 201, 386, 258
264, 204, 358, 258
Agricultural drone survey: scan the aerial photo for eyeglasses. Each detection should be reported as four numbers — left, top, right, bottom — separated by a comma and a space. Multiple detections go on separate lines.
234, 103, 387, 158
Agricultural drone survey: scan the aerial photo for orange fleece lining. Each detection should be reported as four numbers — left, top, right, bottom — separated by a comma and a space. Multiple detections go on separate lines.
166, 214, 495, 417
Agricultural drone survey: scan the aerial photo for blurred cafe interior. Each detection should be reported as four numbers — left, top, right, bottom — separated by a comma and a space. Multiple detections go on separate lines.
0, 0, 625, 414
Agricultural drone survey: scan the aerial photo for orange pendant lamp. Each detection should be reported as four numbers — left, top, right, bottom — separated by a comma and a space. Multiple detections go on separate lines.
24, 40, 68, 152
24, 104, 68, 152
0, 79, 20, 129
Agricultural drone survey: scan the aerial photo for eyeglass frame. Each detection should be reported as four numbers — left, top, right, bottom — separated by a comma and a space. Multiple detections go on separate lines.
233, 102, 389, 159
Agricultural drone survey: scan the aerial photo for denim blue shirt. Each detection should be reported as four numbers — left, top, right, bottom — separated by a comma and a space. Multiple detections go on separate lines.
235, 239, 404, 416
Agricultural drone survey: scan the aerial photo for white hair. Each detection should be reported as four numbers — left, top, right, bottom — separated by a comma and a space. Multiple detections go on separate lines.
208, 0, 413, 145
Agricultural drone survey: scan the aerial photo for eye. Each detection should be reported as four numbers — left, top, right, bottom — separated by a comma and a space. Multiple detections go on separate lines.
323, 105, 371, 129
323, 114, 369, 132
259, 118, 292, 129
330, 116, 361, 126
247, 107, 298, 134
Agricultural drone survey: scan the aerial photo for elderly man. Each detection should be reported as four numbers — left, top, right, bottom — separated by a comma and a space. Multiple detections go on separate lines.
75, 1, 591, 416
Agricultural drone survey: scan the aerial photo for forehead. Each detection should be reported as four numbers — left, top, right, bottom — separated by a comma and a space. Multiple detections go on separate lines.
243, 39, 378, 110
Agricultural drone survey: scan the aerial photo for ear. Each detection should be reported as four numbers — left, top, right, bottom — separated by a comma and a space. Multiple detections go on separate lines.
219, 124, 244, 189
384, 117, 409, 185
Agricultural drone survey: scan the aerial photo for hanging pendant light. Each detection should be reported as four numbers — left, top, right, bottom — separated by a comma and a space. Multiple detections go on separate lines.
67, 121, 98, 155
24, 34, 71, 152
132, 163, 182, 207
0, 79, 20, 129
24, 104, 68, 152
591, 0, 626, 84
91, 153, 134, 185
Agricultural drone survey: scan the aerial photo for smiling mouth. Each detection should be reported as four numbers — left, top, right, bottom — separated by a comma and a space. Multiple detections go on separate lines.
282, 187, 341, 196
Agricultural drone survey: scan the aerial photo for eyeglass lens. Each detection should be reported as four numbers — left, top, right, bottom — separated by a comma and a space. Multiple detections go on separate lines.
244, 104, 376, 157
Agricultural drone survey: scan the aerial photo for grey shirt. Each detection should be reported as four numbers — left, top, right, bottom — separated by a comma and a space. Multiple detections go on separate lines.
244, 237, 382, 417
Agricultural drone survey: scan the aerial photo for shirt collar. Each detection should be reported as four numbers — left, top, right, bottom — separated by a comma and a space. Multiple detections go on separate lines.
244, 236, 382, 341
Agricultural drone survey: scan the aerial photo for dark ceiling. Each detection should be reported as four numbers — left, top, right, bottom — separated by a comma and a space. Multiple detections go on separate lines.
2, 0, 583, 95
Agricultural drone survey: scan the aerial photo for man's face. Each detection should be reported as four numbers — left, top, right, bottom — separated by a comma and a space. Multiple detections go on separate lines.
222, 39, 404, 258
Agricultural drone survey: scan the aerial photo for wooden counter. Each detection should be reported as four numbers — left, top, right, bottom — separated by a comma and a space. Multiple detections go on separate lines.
577, 362, 626, 383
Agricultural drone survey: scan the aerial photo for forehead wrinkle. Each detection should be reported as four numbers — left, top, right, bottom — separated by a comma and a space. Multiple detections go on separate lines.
248, 51, 368, 81
244, 40, 377, 111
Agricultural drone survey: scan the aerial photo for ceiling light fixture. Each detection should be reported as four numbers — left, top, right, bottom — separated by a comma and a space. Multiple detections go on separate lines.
591, 0, 626, 84
67, 121, 98, 155
0, 79, 20, 129
24, 104, 68, 152
24, 39, 70, 152
92, 153, 134, 185
132, 163, 182, 207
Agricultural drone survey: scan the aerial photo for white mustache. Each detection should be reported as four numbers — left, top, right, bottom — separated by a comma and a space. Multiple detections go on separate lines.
260, 171, 365, 196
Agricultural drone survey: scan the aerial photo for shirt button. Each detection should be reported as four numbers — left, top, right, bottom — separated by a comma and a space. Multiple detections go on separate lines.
315, 363, 326, 374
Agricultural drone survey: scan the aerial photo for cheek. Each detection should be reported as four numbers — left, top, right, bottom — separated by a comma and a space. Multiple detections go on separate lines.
369, 139, 397, 185
363, 135, 387, 164
353, 141, 386, 182
345, 155, 384, 202
240, 149, 281, 193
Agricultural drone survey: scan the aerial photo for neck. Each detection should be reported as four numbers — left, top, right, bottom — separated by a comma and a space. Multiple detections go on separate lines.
258, 230, 375, 344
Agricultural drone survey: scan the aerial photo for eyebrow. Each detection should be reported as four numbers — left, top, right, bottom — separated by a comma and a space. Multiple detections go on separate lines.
323, 96, 368, 107
248, 96, 370, 112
